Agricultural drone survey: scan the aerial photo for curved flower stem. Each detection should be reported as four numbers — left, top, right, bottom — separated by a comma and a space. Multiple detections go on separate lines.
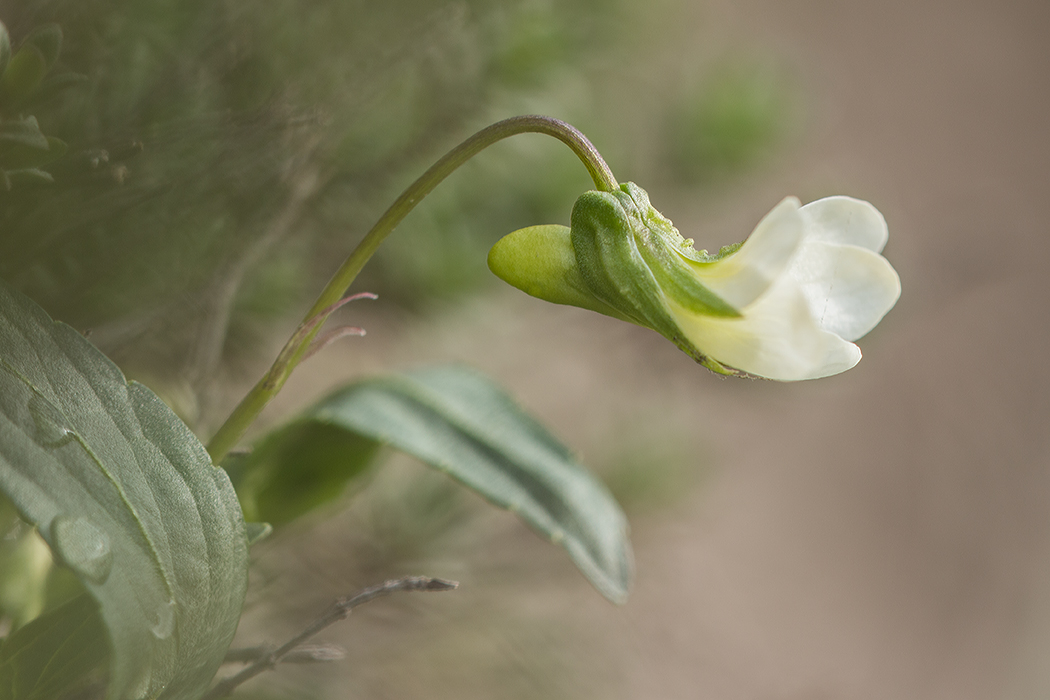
206, 115, 617, 462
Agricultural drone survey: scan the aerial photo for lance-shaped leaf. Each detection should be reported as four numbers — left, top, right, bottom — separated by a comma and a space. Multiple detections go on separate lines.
235, 366, 632, 603
0, 282, 248, 700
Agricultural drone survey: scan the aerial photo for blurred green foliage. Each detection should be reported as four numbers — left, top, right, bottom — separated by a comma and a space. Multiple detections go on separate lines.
601, 429, 707, 516
0, 22, 74, 188
0, 2, 625, 391
666, 62, 795, 183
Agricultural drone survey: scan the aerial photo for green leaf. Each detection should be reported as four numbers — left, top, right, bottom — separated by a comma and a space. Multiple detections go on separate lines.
2, 169, 54, 187
0, 594, 107, 700
0, 44, 47, 109
23, 72, 87, 109
243, 366, 632, 603
0, 119, 64, 171
228, 422, 379, 528
22, 25, 61, 72
0, 118, 47, 151
0, 282, 248, 700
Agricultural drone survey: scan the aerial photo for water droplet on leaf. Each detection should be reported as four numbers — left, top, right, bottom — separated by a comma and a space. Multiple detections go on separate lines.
150, 598, 176, 640
28, 394, 75, 447
51, 516, 113, 584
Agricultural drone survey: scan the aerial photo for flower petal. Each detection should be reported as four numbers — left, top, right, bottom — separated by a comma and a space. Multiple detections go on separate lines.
667, 279, 862, 381
789, 239, 902, 341
685, 197, 804, 308
798, 196, 888, 252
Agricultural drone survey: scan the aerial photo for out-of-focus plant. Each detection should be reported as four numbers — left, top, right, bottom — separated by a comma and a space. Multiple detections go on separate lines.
666, 63, 795, 183
0, 22, 74, 189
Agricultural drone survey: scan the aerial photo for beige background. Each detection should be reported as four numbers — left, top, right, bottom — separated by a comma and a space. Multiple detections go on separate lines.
236, 1, 1050, 698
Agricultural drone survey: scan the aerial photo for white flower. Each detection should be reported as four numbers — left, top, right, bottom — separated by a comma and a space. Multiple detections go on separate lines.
666, 195, 901, 380
488, 184, 900, 381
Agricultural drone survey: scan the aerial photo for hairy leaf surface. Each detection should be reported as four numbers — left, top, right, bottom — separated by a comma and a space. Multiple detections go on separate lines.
0, 283, 248, 700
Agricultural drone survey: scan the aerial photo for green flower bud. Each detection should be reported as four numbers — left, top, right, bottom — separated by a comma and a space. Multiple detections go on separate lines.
489, 182, 900, 380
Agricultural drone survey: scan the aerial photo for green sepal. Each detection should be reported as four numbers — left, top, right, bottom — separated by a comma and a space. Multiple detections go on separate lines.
569, 183, 742, 352
698, 354, 738, 376
569, 188, 682, 338
613, 183, 741, 318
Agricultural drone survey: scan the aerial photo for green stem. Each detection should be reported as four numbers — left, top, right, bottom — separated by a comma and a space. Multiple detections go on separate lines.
206, 115, 617, 463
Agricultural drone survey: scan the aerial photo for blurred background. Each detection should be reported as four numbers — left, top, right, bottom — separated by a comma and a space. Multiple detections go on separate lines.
1, 0, 1049, 698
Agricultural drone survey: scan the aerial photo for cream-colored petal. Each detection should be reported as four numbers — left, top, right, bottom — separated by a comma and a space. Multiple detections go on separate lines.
667, 280, 862, 381
798, 196, 888, 252
789, 239, 902, 341
686, 197, 804, 308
